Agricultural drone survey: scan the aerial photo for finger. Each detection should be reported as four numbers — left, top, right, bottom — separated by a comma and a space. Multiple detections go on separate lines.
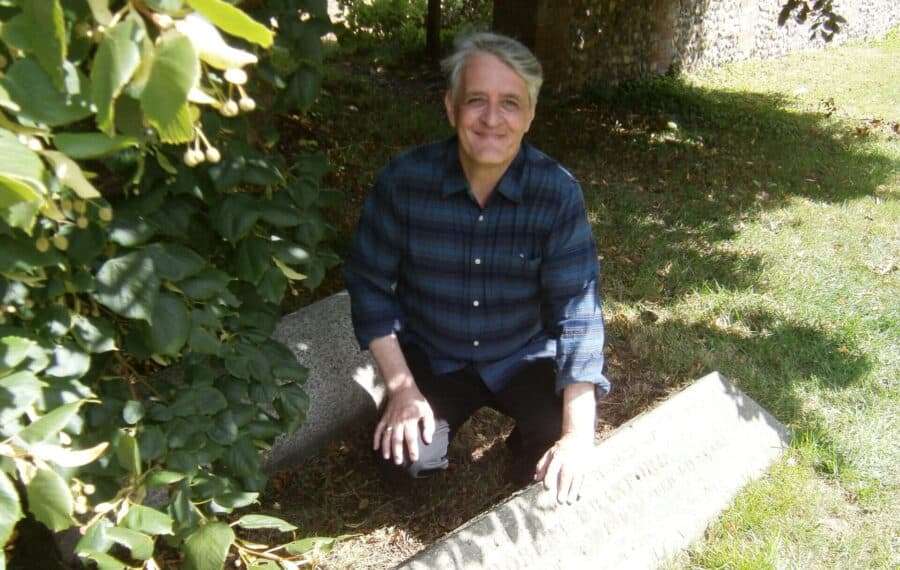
557, 465, 573, 505
533, 448, 553, 481
392, 424, 405, 465
373, 421, 385, 451
405, 421, 420, 462
570, 473, 585, 504
381, 425, 393, 460
543, 453, 563, 492
421, 409, 436, 444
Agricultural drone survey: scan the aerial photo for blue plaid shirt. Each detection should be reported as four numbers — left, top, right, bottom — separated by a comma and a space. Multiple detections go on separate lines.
344, 137, 609, 396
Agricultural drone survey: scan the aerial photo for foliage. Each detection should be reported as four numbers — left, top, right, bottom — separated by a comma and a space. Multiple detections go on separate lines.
0, 0, 339, 568
336, 0, 491, 51
778, 1, 846, 42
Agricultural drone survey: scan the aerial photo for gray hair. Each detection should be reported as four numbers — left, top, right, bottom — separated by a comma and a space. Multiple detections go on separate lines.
441, 32, 544, 108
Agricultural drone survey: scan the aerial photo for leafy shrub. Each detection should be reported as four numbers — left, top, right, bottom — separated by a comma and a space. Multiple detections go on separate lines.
336, 0, 491, 51
0, 0, 337, 567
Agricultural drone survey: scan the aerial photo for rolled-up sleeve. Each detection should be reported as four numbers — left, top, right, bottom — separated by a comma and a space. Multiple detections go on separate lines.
541, 180, 610, 397
343, 166, 405, 350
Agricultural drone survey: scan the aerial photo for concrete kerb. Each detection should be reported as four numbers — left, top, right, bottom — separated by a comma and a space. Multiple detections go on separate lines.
266, 292, 790, 568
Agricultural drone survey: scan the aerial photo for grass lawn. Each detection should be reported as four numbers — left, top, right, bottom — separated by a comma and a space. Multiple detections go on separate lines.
268, 29, 899, 568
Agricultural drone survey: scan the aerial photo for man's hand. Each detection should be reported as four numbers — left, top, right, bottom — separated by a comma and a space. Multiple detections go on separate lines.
536, 381, 597, 504
373, 386, 436, 465
533, 433, 592, 504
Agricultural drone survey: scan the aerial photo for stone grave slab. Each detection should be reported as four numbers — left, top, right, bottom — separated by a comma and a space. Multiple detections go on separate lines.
266, 292, 385, 471
396, 372, 790, 570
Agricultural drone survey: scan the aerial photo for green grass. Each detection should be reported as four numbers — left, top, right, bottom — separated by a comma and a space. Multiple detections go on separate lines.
276, 28, 899, 568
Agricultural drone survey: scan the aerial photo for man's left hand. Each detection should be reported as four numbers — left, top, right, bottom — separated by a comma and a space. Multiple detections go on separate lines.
533, 433, 592, 504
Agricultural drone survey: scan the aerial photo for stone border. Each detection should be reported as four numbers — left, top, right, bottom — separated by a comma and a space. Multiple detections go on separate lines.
397, 372, 790, 569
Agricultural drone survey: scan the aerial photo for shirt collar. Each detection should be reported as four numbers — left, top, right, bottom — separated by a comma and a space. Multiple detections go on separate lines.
440, 136, 527, 204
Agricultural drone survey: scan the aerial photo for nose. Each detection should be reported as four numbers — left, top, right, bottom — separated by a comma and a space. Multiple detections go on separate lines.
480, 101, 501, 127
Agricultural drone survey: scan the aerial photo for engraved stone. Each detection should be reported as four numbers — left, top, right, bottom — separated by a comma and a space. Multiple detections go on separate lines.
397, 372, 790, 570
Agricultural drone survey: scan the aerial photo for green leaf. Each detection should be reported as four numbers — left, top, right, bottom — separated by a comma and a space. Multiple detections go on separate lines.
210, 194, 259, 242
256, 266, 287, 305
138, 424, 166, 460
146, 470, 185, 487
140, 33, 198, 130
144, 0, 183, 14
0, 129, 47, 196
54, 133, 141, 160
284, 536, 336, 555
23, 0, 67, 90
150, 103, 194, 144
0, 471, 23, 546
26, 468, 74, 532
122, 505, 173, 536
92, 18, 145, 134
233, 515, 296, 533
0, 176, 42, 233
234, 237, 270, 284
178, 269, 232, 301
207, 410, 237, 445
76, 519, 114, 556
122, 400, 144, 424
0, 335, 35, 374
188, 326, 220, 356
183, 522, 235, 570
171, 386, 227, 417
33, 305, 72, 337
107, 527, 154, 560
273, 257, 306, 281
116, 432, 141, 474
0, 14, 33, 53
71, 315, 117, 353
45, 344, 91, 379
94, 251, 160, 322
29, 442, 108, 468
40, 151, 101, 199
274, 383, 309, 433
0, 58, 92, 127
0, 371, 46, 427
287, 68, 321, 113
142, 293, 189, 355
86, 0, 114, 25
17, 401, 83, 444
143, 243, 205, 281
186, 0, 274, 48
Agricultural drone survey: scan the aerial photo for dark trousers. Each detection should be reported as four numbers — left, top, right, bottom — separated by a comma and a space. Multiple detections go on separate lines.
376, 343, 563, 485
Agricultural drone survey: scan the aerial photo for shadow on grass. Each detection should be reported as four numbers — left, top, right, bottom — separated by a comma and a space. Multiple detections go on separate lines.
534, 76, 896, 303
265, 76, 892, 566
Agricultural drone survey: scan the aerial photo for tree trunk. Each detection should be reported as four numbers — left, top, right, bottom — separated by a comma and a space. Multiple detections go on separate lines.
426, 0, 442, 59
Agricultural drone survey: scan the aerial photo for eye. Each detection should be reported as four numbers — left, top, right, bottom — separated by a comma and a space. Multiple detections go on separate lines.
502, 99, 521, 110
466, 96, 486, 105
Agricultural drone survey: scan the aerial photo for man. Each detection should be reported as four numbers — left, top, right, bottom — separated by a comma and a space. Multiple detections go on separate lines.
344, 33, 608, 505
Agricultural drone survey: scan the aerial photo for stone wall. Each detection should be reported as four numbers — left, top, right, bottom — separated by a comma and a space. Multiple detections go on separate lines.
495, 0, 900, 90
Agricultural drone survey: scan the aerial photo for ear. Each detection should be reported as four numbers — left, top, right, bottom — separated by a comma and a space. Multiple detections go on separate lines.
444, 91, 457, 128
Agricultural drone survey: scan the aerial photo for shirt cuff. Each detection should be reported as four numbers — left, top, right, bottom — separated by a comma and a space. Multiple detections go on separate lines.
555, 354, 611, 398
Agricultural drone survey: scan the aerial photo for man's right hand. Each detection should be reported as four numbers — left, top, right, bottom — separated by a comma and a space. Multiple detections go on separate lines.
373, 385, 436, 466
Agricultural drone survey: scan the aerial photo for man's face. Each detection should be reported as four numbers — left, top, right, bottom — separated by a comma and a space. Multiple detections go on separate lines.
445, 52, 536, 172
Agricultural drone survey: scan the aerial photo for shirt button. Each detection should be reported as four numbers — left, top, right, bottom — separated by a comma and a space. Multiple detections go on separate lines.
473, 340, 480, 347
478, 215, 484, 222
474, 258, 481, 265
473, 300, 480, 307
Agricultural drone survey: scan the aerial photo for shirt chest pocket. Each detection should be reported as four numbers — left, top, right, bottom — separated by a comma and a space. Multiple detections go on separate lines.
491, 252, 542, 305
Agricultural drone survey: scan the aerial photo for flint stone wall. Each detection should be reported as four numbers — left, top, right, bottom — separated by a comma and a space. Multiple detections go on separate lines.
494, 0, 900, 89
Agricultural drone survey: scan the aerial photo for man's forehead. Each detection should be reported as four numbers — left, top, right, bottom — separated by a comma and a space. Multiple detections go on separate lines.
457, 54, 529, 98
